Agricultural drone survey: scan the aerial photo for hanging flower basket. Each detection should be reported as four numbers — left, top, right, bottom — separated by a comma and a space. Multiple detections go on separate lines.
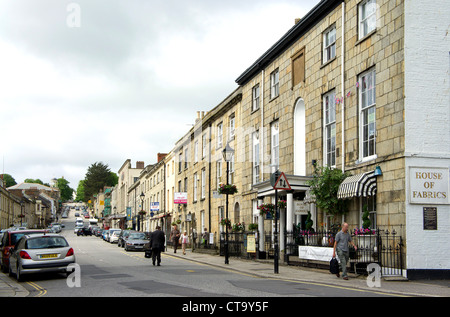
232, 222, 245, 232
248, 223, 258, 231
138, 210, 146, 216
220, 218, 232, 229
218, 184, 238, 195
258, 203, 275, 219
277, 200, 287, 209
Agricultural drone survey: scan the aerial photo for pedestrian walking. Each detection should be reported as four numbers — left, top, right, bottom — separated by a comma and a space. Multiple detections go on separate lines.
170, 224, 181, 253
202, 228, 208, 248
333, 222, 357, 280
180, 230, 189, 255
150, 226, 165, 266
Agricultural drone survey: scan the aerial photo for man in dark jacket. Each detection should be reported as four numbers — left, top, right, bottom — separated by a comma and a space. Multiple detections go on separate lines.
150, 226, 165, 266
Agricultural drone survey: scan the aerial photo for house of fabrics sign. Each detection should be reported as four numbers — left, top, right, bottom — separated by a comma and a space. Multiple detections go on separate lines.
409, 167, 449, 205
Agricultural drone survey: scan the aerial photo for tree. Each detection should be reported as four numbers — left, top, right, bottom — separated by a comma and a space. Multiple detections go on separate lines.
24, 178, 44, 185
56, 178, 74, 202
83, 162, 118, 202
0, 174, 17, 188
307, 166, 349, 221
75, 180, 85, 202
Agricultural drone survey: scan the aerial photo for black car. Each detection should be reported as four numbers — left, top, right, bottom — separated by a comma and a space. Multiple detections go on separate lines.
117, 230, 135, 247
77, 227, 92, 236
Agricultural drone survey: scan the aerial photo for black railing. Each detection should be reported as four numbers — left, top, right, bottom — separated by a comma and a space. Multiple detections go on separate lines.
285, 228, 404, 276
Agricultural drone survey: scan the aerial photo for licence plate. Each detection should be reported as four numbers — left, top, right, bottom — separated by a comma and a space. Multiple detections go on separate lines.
134, 246, 143, 248
40, 254, 58, 259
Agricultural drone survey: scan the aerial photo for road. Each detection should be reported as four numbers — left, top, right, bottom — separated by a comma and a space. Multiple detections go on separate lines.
5, 210, 402, 298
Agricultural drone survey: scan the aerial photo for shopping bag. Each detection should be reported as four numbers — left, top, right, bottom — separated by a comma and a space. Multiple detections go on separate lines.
145, 249, 152, 258
329, 257, 339, 274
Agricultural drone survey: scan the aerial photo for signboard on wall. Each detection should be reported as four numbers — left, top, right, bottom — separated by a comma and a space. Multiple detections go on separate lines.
409, 167, 449, 205
174, 192, 188, 204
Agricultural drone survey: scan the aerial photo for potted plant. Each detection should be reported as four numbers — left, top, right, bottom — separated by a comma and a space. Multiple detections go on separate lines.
218, 184, 238, 195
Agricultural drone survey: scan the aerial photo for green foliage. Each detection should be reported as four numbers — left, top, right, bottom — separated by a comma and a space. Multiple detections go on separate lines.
307, 166, 349, 217
362, 204, 371, 229
24, 178, 44, 185
83, 162, 118, 202
305, 211, 313, 230
1, 174, 16, 188
75, 180, 85, 202
56, 178, 74, 202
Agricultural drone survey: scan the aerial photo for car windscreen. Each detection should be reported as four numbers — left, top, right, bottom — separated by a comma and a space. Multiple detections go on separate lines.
129, 233, 147, 240
11, 232, 44, 245
26, 237, 69, 249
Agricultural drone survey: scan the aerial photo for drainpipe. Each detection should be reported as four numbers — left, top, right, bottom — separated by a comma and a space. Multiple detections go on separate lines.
208, 123, 212, 234
341, 1, 346, 172
260, 68, 265, 178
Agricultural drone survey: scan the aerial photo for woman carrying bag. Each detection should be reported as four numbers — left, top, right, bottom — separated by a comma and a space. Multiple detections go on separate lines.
179, 230, 189, 255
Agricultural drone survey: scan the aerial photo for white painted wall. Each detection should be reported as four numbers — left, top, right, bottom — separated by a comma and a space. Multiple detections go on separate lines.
404, 0, 450, 273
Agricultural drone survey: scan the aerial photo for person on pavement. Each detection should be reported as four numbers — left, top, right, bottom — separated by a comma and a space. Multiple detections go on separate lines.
333, 222, 357, 280
150, 226, 165, 266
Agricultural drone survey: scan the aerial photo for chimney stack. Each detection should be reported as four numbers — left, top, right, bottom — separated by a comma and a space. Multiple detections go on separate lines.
295, 18, 301, 25
136, 161, 145, 169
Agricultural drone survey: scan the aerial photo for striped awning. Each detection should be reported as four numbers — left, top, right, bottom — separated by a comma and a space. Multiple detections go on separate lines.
337, 171, 377, 199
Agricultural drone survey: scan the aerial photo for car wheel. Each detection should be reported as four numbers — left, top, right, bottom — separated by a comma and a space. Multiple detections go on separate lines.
8, 263, 13, 277
16, 264, 23, 282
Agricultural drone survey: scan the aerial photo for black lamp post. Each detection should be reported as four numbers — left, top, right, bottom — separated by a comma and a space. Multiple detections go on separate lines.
222, 142, 234, 265
139, 192, 145, 232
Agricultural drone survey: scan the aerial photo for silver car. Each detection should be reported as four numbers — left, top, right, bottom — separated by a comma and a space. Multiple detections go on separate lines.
9, 233, 76, 281
124, 232, 150, 251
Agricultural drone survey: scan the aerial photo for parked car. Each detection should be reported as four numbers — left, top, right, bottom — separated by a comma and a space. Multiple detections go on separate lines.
77, 227, 92, 236
106, 229, 121, 242
9, 233, 76, 281
0, 229, 49, 273
109, 230, 121, 244
124, 232, 150, 252
75, 213, 80, 217
50, 224, 62, 233
117, 230, 135, 248
74, 224, 84, 234
102, 230, 110, 241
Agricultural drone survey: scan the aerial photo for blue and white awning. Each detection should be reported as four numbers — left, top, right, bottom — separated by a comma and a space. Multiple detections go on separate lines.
337, 171, 377, 199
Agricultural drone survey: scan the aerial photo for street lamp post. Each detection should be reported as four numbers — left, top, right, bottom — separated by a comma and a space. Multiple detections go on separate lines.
222, 142, 234, 265
140, 192, 145, 232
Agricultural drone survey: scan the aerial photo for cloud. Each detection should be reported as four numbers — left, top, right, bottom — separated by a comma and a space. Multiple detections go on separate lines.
0, 0, 319, 189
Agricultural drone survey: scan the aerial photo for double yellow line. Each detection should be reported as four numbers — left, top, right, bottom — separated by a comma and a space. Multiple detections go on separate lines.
26, 281, 47, 297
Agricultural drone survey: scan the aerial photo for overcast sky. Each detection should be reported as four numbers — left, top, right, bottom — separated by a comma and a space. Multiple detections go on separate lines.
0, 0, 319, 190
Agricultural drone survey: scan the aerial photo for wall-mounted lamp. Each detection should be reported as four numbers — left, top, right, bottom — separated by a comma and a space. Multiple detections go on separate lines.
374, 166, 383, 176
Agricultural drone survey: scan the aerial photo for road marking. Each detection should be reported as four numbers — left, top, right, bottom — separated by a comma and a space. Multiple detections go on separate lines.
26, 281, 47, 297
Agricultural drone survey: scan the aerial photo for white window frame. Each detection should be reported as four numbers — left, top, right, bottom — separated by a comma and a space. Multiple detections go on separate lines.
323, 90, 336, 167
358, 0, 377, 39
193, 172, 198, 202
253, 131, 260, 184
270, 69, 279, 99
252, 84, 260, 111
323, 26, 336, 63
359, 68, 377, 161
194, 140, 199, 163
228, 154, 235, 184
201, 169, 206, 199
271, 121, 279, 173
229, 114, 235, 140
216, 160, 222, 190
202, 133, 207, 159
217, 122, 223, 149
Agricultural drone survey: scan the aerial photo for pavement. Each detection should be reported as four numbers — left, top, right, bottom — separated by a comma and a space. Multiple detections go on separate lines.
1, 247, 449, 297
164, 247, 450, 297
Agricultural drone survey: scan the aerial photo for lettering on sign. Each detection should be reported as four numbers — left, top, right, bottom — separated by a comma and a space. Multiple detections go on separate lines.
409, 167, 449, 205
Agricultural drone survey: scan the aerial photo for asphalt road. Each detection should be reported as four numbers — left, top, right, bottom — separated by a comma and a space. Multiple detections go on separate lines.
11, 210, 400, 298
